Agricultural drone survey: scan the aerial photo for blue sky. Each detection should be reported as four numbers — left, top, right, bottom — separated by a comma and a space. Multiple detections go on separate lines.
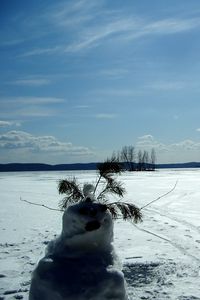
1, 0, 200, 164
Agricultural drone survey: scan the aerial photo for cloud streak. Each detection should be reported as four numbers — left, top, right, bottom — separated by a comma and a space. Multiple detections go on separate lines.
135, 135, 200, 163
20, 0, 200, 57
0, 130, 93, 156
49, 0, 102, 28
11, 79, 51, 86
0, 97, 66, 119
0, 97, 65, 105
20, 46, 62, 57
0, 121, 20, 127
95, 113, 118, 119
68, 16, 200, 53
145, 81, 185, 91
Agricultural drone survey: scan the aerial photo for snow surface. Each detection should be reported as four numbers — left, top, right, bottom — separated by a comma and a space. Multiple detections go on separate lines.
0, 169, 200, 299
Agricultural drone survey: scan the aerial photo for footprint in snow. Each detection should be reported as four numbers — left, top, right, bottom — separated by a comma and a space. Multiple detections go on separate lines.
184, 234, 192, 238
178, 296, 200, 300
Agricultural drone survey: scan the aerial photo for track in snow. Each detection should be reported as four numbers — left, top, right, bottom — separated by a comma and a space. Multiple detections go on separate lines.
139, 207, 200, 264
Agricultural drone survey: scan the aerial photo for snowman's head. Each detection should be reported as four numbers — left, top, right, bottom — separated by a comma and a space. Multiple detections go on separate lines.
61, 198, 113, 252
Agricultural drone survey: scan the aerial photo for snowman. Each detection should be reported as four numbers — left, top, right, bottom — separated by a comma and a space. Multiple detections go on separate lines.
29, 184, 128, 300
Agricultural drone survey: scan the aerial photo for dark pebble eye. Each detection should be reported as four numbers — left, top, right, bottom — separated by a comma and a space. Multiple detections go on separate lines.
100, 205, 107, 212
89, 208, 97, 217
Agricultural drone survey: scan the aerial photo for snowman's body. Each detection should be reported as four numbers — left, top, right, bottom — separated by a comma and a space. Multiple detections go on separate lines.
29, 200, 128, 300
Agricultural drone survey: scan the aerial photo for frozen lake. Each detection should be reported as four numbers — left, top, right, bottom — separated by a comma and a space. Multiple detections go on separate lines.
0, 169, 200, 299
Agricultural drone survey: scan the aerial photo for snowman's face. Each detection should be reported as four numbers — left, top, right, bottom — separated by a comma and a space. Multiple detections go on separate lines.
61, 200, 113, 250
78, 200, 107, 232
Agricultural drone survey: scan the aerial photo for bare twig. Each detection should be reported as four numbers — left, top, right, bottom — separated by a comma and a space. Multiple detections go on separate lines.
93, 174, 102, 195
140, 180, 178, 210
20, 179, 178, 221
20, 197, 62, 212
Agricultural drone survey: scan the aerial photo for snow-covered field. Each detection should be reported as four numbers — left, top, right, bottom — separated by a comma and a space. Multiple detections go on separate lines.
0, 169, 200, 300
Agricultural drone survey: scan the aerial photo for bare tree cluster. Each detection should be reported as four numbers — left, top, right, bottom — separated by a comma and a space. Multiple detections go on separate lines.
112, 146, 156, 172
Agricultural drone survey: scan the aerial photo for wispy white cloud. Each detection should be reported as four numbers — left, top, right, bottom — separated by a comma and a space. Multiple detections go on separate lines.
15, 107, 58, 118
11, 79, 51, 87
135, 135, 200, 163
136, 134, 200, 151
196, 128, 200, 132
0, 121, 21, 127
146, 18, 200, 34
95, 113, 118, 119
0, 39, 25, 47
90, 88, 142, 98
20, 46, 62, 57
136, 135, 168, 153
19, 0, 200, 57
94, 68, 129, 79
123, 17, 200, 42
49, 0, 102, 28
64, 15, 200, 53
0, 97, 65, 118
145, 81, 185, 91
19, 0, 104, 57
0, 96, 65, 105
0, 121, 14, 127
92, 79, 196, 97
0, 130, 93, 156
74, 105, 91, 109
64, 17, 139, 53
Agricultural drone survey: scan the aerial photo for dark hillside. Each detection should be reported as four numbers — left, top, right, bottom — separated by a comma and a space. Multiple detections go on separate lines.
0, 162, 200, 172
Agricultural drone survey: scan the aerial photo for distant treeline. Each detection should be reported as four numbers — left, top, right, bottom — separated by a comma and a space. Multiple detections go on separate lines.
0, 161, 200, 172
0, 163, 97, 172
